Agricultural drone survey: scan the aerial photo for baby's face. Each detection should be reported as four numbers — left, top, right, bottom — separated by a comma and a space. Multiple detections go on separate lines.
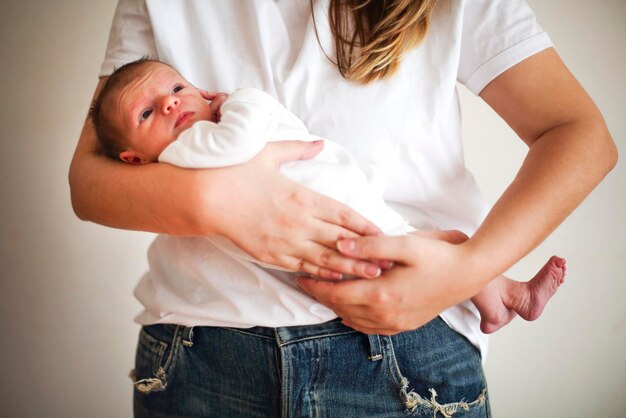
111, 62, 222, 163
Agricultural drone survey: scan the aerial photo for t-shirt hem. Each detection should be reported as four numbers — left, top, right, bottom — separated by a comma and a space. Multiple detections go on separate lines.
465, 32, 553, 95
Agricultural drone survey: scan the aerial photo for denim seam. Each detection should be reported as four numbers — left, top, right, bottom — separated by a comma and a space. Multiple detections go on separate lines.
308, 338, 324, 418
132, 326, 184, 394
272, 342, 283, 418
223, 328, 276, 341
152, 341, 167, 377
160, 325, 184, 375
279, 342, 290, 418
277, 330, 358, 347
137, 329, 169, 377
382, 336, 404, 389
137, 328, 167, 357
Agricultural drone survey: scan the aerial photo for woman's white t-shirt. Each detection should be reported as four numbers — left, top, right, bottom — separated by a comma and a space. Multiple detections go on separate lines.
100, 0, 552, 359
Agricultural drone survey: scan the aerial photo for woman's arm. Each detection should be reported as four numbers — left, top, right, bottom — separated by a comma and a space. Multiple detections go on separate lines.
296, 48, 617, 334
70, 78, 210, 234
69, 78, 384, 278
467, 48, 616, 277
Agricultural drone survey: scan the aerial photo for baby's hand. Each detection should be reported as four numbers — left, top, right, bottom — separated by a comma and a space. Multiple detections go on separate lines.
211, 93, 228, 122
199, 90, 229, 122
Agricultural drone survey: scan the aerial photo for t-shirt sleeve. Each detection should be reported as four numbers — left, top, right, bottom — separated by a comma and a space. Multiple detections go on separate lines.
457, 0, 553, 94
99, 0, 158, 77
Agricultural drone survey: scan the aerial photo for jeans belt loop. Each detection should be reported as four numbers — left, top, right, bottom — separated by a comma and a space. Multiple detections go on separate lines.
182, 326, 194, 347
367, 334, 383, 361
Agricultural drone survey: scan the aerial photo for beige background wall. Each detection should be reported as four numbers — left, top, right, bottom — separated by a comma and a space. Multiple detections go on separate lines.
0, 1, 624, 417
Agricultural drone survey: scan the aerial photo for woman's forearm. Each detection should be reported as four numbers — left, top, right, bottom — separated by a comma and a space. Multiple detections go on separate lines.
464, 116, 616, 284
69, 111, 215, 236
463, 49, 618, 284
69, 77, 232, 236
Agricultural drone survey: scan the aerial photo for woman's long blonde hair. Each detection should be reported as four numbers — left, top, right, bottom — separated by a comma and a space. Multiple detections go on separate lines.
313, 0, 438, 84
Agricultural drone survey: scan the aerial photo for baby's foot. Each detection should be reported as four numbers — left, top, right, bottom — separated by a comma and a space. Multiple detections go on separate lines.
477, 256, 566, 334
508, 256, 566, 322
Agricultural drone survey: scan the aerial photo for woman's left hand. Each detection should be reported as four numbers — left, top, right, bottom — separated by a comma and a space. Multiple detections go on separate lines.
296, 230, 484, 335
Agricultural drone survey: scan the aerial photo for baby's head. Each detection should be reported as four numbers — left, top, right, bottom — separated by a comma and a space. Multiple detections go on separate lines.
90, 58, 223, 164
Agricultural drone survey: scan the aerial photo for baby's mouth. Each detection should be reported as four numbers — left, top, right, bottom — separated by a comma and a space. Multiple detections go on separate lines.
175, 111, 194, 128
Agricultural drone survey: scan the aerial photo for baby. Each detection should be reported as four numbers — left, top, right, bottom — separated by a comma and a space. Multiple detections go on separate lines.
90, 58, 566, 334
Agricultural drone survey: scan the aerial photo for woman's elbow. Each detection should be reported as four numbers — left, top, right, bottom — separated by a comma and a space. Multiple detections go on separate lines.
571, 110, 619, 180
68, 174, 86, 221
70, 194, 90, 222
68, 158, 95, 221
594, 120, 618, 176
604, 133, 618, 173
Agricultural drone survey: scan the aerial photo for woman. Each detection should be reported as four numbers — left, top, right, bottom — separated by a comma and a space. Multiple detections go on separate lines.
69, 0, 616, 416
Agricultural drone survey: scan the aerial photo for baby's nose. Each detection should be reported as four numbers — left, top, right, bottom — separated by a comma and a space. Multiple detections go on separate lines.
161, 95, 180, 114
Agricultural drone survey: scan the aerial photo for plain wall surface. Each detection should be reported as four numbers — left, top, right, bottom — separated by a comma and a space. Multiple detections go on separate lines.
0, 1, 623, 417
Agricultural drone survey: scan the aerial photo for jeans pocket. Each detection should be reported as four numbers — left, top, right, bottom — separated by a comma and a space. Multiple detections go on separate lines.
131, 324, 185, 394
381, 319, 490, 417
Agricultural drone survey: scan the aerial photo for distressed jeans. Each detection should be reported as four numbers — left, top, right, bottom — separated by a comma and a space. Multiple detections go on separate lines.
132, 317, 490, 417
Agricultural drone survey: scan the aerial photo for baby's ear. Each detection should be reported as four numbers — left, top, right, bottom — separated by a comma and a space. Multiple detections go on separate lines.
119, 150, 150, 165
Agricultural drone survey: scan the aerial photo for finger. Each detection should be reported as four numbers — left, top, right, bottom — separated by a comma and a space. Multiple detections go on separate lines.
310, 219, 363, 247
331, 304, 401, 330
340, 311, 416, 335
313, 196, 383, 237
330, 303, 407, 335
371, 259, 394, 270
200, 90, 219, 100
304, 245, 382, 279
309, 225, 392, 270
296, 260, 343, 280
296, 275, 376, 305
336, 235, 413, 263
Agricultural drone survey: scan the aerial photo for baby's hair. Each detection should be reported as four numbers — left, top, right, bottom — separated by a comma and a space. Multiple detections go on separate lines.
89, 56, 164, 160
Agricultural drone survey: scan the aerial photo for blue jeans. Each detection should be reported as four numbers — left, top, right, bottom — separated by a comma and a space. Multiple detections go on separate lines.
132, 317, 490, 417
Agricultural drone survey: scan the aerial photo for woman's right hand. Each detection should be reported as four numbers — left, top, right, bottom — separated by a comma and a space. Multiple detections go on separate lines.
199, 140, 385, 279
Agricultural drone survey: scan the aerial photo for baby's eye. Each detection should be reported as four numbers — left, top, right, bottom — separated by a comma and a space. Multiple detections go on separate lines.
173, 85, 184, 93
140, 109, 153, 121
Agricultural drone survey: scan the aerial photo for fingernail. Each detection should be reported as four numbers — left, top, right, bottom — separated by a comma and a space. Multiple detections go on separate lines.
364, 264, 381, 278
337, 239, 355, 252
365, 227, 383, 236
380, 260, 394, 269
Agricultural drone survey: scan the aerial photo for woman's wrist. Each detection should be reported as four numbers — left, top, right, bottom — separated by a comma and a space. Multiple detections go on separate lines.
457, 237, 505, 290
184, 167, 226, 237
